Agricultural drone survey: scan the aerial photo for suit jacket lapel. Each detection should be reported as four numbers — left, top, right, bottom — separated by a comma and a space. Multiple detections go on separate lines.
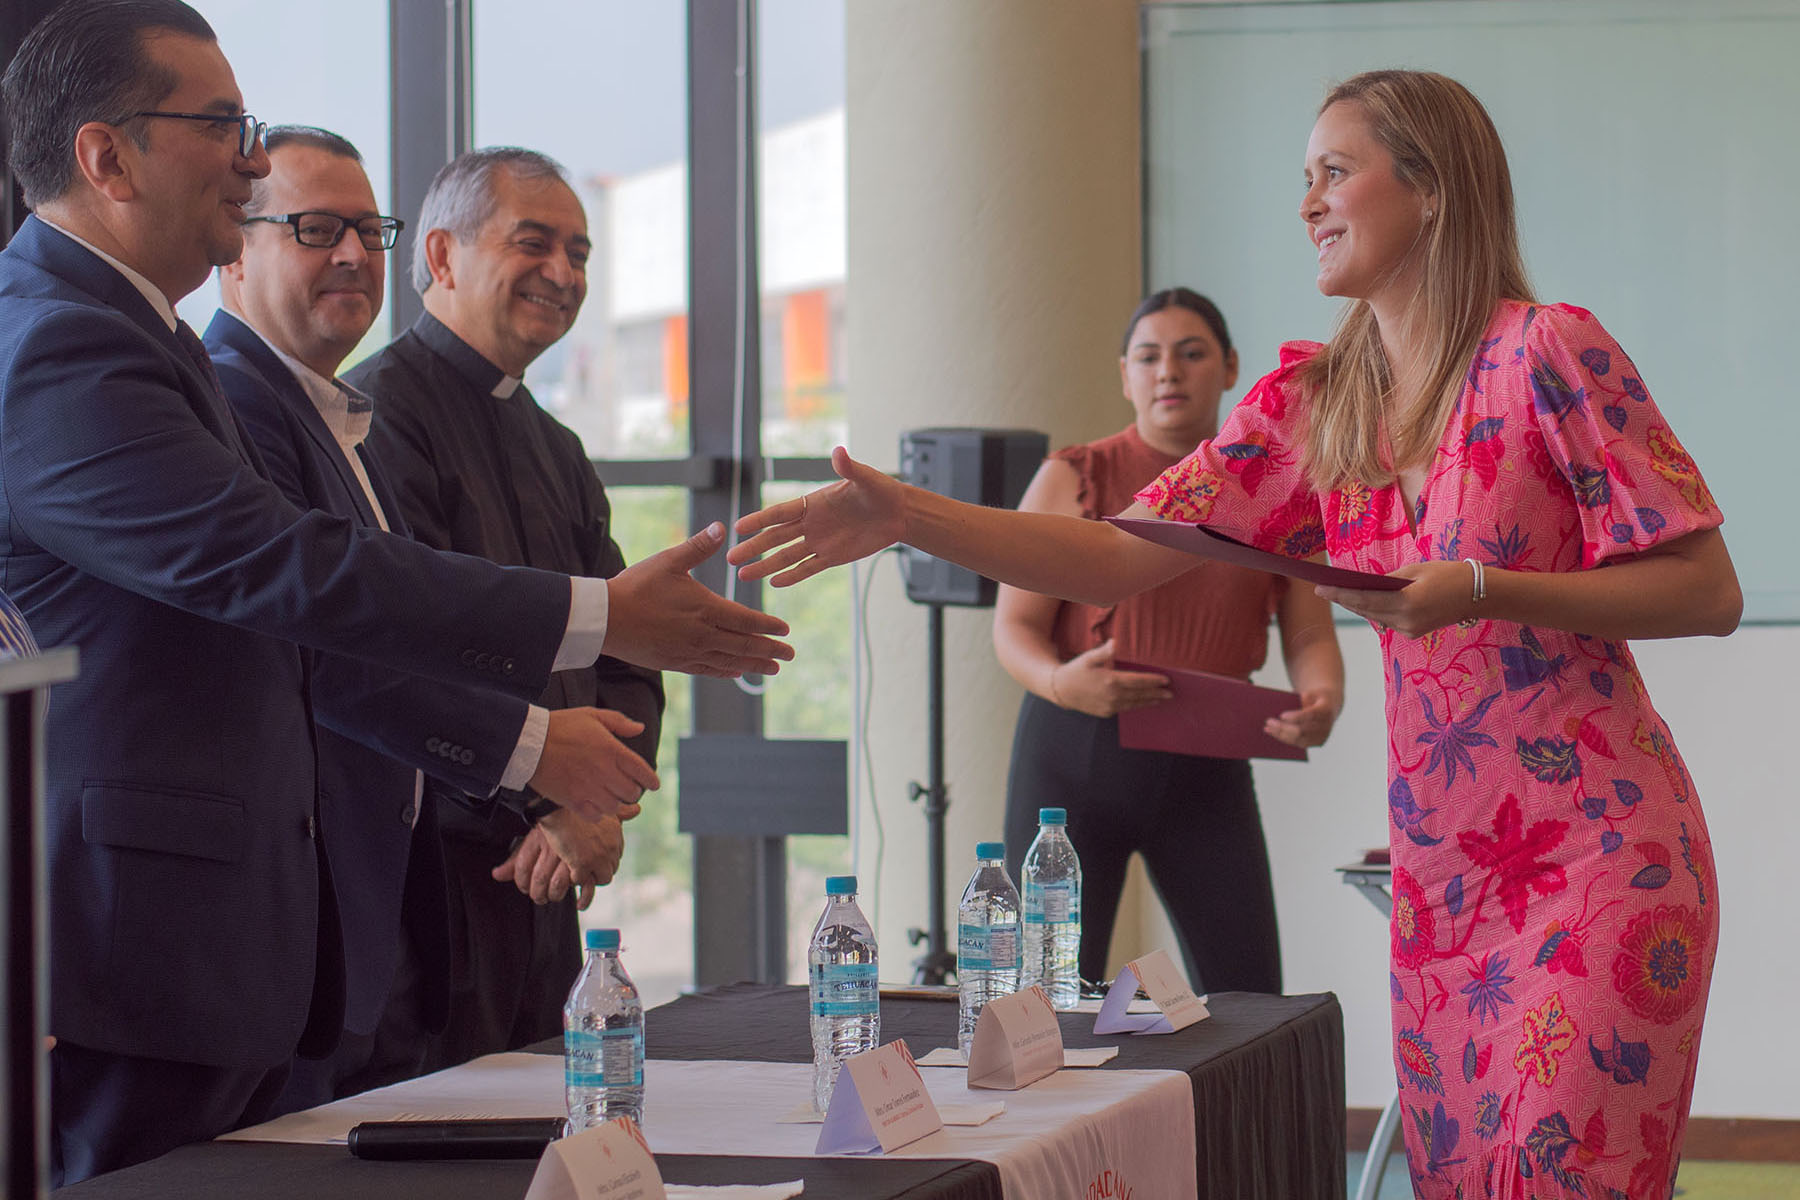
205, 310, 383, 528
13, 218, 256, 465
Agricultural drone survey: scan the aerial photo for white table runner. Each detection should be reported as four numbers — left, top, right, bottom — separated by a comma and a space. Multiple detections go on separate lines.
226, 1053, 1197, 1200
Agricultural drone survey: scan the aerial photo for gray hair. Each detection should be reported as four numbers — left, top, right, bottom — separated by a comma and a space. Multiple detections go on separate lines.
410, 146, 572, 294
245, 124, 363, 218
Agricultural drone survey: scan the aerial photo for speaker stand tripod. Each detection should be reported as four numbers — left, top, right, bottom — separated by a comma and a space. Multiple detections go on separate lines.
907, 603, 957, 985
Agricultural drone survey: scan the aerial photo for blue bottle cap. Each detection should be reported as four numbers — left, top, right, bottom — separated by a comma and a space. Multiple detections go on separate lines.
976, 841, 1005, 860
1038, 808, 1067, 826
825, 875, 858, 895
585, 928, 620, 951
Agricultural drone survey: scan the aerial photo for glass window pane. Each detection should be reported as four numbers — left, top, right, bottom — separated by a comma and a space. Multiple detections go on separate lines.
757, 0, 848, 458
581, 487, 694, 1006
177, 0, 392, 361
757, 481, 852, 983
474, 2, 691, 459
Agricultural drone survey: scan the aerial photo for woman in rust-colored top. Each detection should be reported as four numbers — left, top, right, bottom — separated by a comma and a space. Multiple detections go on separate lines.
992, 289, 1346, 992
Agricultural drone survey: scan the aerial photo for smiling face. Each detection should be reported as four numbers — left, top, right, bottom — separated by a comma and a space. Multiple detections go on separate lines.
221, 142, 383, 378
1118, 305, 1239, 457
120, 32, 270, 298
426, 169, 589, 376
1300, 100, 1432, 320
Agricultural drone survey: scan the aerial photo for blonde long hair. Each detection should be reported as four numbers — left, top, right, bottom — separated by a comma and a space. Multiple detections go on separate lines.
1297, 71, 1535, 492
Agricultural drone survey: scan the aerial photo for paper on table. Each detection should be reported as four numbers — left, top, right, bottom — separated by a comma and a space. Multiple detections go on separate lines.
776, 1100, 1004, 1127
1105, 516, 1408, 591
914, 1046, 1119, 1069
668, 1186, 803, 1199
1114, 660, 1305, 761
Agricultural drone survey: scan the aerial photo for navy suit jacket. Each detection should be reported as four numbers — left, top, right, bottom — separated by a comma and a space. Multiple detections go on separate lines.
205, 309, 542, 1039
0, 216, 571, 1068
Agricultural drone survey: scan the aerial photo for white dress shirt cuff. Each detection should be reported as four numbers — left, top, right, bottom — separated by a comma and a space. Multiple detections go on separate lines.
553, 576, 610, 671
501, 704, 552, 792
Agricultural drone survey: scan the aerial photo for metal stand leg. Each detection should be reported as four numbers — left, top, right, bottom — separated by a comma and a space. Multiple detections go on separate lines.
1353, 1090, 1405, 1200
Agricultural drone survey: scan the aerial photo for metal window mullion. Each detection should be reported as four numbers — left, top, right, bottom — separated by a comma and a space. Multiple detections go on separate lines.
389, 0, 473, 334
687, 0, 786, 988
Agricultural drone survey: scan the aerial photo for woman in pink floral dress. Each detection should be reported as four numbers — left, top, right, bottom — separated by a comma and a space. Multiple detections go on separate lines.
731, 70, 1741, 1199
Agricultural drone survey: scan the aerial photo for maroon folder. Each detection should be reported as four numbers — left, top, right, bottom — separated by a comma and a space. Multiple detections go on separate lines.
1114, 660, 1307, 761
1104, 517, 1408, 591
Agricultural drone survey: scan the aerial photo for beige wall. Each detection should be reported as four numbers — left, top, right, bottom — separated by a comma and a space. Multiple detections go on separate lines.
844, 0, 1144, 970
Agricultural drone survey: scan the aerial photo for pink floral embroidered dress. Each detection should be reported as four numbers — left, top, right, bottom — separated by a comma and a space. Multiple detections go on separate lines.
1137, 301, 1720, 1199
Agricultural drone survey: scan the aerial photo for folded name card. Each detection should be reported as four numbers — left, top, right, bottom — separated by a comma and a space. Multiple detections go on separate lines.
967, 985, 1064, 1090
778, 1098, 1004, 1127
1092, 949, 1209, 1035
525, 1115, 664, 1200
814, 1040, 944, 1155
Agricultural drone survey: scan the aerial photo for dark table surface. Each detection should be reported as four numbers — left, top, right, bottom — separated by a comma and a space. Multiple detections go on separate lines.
57, 985, 1343, 1200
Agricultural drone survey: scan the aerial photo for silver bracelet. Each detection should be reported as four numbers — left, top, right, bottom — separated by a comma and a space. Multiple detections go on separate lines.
1459, 558, 1486, 628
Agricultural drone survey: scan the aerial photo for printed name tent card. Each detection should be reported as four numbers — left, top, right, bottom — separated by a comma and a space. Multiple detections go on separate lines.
524, 1116, 665, 1200
1092, 948, 1210, 1035
814, 1040, 944, 1155
966, 984, 1064, 1090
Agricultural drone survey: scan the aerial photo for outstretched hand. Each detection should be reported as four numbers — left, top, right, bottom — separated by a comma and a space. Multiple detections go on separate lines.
728, 447, 907, 587
605, 523, 795, 677
1048, 640, 1172, 719
1316, 559, 1474, 637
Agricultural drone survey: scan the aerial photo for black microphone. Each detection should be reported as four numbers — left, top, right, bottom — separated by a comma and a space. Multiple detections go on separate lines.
346, 1117, 569, 1160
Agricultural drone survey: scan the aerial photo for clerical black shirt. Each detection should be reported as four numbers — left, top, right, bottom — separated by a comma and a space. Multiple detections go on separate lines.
350, 313, 664, 845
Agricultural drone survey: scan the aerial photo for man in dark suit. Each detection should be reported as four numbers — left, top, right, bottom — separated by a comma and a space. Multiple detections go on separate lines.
0, 1, 789, 1182
205, 125, 646, 1112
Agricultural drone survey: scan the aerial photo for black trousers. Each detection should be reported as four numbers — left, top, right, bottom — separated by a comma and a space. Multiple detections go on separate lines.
422, 832, 581, 1072
1002, 692, 1282, 994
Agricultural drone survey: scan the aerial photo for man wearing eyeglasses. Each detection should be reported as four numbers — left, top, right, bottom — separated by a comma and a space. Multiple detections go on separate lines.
349, 146, 668, 1077
0, 0, 788, 1183
202, 124, 648, 1116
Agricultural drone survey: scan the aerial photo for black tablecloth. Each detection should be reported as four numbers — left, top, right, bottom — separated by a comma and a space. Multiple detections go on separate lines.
643, 984, 1346, 1200
57, 985, 1343, 1200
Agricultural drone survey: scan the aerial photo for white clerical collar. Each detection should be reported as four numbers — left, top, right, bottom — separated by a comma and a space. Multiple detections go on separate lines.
491, 373, 522, 400
39, 217, 178, 331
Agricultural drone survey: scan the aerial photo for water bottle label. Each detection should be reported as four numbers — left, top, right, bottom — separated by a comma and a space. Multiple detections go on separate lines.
958, 922, 1020, 971
564, 1027, 644, 1089
1024, 880, 1079, 924
810, 961, 879, 1017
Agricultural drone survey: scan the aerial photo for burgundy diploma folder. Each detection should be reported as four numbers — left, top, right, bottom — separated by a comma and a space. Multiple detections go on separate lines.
1104, 516, 1407, 591
1114, 660, 1307, 761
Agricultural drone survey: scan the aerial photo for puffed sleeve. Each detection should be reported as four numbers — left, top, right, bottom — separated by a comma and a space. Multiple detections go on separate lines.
1523, 304, 1723, 569
1133, 340, 1329, 560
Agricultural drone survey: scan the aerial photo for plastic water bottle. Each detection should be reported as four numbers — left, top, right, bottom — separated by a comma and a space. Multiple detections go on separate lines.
563, 928, 644, 1129
808, 875, 879, 1113
1021, 807, 1082, 1010
957, 841, 1021, 1057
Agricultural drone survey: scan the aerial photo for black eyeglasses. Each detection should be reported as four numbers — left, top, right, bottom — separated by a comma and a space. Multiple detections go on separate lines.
242, 212, 406, 251
129, 110, 266, 158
